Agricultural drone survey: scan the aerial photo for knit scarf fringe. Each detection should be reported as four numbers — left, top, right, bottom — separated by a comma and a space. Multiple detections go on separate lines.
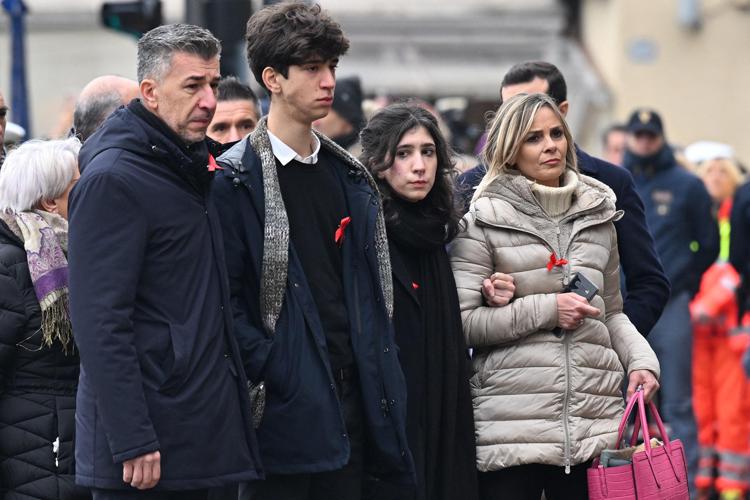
39, 289, 74, 354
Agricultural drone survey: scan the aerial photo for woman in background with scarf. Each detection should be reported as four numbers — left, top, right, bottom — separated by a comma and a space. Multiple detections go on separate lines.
0, 137, 89, 499
359, 103, 478, 500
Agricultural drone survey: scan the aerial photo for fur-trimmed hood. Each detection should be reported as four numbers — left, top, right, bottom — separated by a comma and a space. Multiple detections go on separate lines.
217, 117, 394, 334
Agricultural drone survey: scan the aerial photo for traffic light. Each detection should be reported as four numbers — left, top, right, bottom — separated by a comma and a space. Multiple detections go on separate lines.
101, 0, 163, 38
185, 0, 253, 79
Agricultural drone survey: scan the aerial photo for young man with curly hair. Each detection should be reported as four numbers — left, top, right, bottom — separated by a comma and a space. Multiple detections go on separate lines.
212, 3, 414, 499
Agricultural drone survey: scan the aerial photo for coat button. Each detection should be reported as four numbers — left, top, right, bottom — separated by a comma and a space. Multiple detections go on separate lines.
401, 450, 406, 457
383, 346, 390, 353
232, 177, 241, 186
330, 383, 335, 391
293, 282, 300, 288
342, 433, 348, 438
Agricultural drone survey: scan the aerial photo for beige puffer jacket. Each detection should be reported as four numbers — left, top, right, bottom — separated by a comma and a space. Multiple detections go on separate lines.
449, 169, 660, 473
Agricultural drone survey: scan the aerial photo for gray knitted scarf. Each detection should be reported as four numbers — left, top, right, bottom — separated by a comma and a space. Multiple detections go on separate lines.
242, 118, 394, 335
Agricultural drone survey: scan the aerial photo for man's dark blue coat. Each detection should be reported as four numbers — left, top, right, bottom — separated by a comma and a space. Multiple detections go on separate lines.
68, 102, 262, 490
211, 126, 414, 483
456, 147, 670, 336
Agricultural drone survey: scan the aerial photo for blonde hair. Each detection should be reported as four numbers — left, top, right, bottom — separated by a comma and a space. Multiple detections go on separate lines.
696, 157, 744, 191
473, 93, 577, 203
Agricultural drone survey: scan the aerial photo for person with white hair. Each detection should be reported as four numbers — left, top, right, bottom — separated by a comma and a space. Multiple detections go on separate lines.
0, 138, 90, 499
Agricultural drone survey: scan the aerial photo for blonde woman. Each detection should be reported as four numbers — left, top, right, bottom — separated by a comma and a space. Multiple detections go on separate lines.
450, 93, 661, 499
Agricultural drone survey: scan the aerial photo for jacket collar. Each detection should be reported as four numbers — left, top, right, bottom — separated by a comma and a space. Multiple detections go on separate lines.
267, 129, 321, 166
622, 144, 675, 177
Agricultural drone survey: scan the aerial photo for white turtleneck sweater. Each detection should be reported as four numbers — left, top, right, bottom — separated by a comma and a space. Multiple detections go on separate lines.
527, 169, 579, 221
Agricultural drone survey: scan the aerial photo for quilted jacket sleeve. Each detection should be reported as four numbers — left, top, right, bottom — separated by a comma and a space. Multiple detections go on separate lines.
450, 214, 559, 348
601, 225, 661, 378
0, 258, 28, 390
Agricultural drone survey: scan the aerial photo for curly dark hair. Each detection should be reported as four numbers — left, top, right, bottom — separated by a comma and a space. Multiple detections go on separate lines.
245, 2, 350, 91
359, 103, 462, 242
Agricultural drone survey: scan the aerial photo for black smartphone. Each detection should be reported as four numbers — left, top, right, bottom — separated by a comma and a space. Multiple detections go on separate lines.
564, 272, 599, 301
553, 272, 599, 337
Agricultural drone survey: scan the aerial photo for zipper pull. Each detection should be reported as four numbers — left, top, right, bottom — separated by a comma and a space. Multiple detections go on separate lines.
53, 436, 60, 468
565, 462, 571, 475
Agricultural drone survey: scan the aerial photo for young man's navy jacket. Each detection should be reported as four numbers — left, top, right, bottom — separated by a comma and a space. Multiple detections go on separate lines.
623, 145, 719, 298
211, 119, 414, 482
456, 146, 670, 336
68, 102, 262, 490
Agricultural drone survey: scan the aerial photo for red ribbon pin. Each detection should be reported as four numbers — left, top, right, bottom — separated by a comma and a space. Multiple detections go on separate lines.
207, 154, 223, 172
546, 252, 568, 272
335, 217, 352, 247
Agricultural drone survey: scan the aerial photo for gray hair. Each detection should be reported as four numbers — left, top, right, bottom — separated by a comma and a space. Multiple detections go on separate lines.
73, 91, 122, 142
137, 23, 221, 82
0, 138, 81, 214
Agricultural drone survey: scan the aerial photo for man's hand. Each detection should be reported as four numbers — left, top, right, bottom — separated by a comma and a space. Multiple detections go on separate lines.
481, 273, 515, 307
123, 451, 161, 490
626, 370, 660, 403
556, 293, 600, 330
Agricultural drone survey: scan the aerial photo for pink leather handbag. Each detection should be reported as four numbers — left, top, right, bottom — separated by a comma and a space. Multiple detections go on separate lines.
587, 388, 689, 499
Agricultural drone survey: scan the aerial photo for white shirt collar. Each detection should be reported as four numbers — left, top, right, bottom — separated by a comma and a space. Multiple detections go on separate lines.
267, 129, 320, 166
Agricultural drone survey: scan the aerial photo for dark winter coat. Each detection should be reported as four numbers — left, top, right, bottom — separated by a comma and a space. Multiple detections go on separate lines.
623, 145, 719, 297
0, 220, 90, 500
455, 146, 670, 336
367, 232, 477, 500
211, 118, 414, 482
68, 101, 262, 490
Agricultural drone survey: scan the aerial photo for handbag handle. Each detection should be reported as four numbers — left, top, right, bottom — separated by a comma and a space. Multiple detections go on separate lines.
612, 388, 684, 486
615, 387, 644, 448
615, 387, 673, 456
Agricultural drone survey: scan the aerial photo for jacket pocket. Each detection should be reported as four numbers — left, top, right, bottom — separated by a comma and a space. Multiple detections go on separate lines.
159, 322, 192, 394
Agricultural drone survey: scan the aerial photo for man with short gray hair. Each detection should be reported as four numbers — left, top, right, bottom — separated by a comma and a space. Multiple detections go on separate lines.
73, 75, 140, 143
69, 24, 262, 499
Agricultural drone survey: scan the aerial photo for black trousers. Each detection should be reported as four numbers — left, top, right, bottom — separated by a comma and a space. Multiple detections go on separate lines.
91, 484, 237, 499
478, 461, 591, 500
246, 367, 366, 500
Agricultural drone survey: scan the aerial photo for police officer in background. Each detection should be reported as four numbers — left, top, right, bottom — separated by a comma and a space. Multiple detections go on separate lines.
622, 108, 719, 493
